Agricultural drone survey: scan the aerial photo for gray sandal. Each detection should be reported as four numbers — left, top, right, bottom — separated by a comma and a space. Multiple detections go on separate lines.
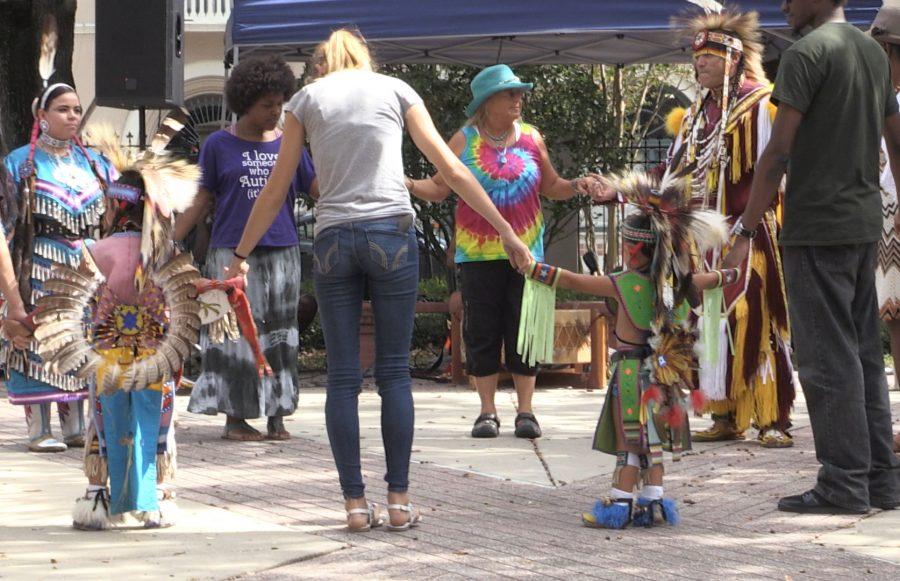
386, 503, 421, 532
346, 502, 383, 532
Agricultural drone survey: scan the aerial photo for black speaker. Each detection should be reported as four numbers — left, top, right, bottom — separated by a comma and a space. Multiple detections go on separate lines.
95, 0, 184, 109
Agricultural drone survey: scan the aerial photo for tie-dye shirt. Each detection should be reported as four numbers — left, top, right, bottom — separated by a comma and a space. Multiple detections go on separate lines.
455, 122, 544, 263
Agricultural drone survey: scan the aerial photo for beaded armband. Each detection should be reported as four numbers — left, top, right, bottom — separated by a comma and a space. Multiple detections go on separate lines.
712, 267, 741, 288
527, 262, 561, 288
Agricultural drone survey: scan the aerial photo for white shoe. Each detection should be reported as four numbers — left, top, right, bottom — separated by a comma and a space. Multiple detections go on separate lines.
28, 435, 67, 453
72, 488, 115, 530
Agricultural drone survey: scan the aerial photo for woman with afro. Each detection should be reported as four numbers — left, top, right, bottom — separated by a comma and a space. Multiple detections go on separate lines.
176, 55, 318, 441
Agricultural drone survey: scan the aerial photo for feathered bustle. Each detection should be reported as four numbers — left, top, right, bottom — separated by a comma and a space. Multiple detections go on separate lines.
86, 110, 198, 274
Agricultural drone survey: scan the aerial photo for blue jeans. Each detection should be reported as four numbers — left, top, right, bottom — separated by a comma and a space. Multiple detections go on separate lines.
313, 215, 418, 499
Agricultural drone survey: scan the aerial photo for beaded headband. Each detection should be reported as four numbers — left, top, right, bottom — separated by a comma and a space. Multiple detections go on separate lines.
106, 182, 143, 204
692, 30, 743, 56
621, 222, 657, 244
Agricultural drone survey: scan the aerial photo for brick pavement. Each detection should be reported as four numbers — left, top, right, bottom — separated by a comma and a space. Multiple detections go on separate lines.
0, 384, 898, 580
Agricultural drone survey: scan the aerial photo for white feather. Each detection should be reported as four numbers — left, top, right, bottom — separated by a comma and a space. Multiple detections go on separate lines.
689, 210, 730, 253
686, 0, 724, 15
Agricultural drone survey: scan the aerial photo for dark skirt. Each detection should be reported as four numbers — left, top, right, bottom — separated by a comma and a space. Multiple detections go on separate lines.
188, 246, 302, 418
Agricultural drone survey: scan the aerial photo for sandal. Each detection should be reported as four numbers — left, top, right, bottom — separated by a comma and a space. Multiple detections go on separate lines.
514, 412, 542, 439
222, 421, 265, 442
266, 417, 291, 440
266, 430, 291, 440
346, 502, 384, 533
758, 428, 794, 449
386, 503, 421, 532
471, 413, 500, 438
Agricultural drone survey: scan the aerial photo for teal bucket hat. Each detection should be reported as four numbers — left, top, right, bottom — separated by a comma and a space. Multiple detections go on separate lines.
465, 64, 534, 118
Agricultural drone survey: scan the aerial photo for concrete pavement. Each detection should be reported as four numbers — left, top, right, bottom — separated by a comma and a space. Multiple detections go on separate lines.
0, 376, 898, 579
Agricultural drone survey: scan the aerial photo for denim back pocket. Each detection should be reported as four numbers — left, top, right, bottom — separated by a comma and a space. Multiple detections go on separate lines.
364, 220, 413, 272
313, 228, 341, 275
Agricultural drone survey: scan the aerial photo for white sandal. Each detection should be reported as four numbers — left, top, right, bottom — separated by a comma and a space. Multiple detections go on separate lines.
386, 503, 421, 532
346, 502, 383, 532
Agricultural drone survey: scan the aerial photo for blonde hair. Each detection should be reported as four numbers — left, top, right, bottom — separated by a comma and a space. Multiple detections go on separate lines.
313, 29, 373, 77
465, 106, 489, 128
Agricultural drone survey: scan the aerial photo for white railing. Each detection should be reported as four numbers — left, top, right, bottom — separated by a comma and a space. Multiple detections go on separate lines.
184, 0, 232, 28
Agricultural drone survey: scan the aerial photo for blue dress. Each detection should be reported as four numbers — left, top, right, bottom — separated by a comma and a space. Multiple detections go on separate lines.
2, 143, 118, 404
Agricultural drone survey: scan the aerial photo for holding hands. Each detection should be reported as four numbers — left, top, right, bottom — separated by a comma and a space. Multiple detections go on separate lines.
572, 173, 619, 204
1, 306, 33, 350
225, 255, 251, 286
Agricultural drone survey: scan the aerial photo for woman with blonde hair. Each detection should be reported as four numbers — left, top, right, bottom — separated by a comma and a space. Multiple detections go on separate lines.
228, 29, 532, 532
408, 64, 607, 440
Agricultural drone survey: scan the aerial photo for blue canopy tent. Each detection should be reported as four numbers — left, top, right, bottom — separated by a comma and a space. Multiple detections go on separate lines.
227, 0, 882, 66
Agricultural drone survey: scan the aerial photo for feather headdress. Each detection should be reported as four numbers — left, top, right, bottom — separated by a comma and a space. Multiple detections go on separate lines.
677, 5, 767, 84
611, 170, 728, 318
85, 110, 198, 286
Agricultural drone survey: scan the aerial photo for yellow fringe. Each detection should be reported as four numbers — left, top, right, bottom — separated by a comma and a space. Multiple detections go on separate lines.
752, 356, 779, 429
743, 112, 753, 174
156, 452, 176, 482
731, 129, 741, 184
704, 399, 735, 416
708, 246, 781, 433
84, 453, 109, 484
707, 161, 718, 195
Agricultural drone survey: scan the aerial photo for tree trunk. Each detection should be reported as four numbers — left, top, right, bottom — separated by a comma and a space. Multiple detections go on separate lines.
0, 0, 77, 156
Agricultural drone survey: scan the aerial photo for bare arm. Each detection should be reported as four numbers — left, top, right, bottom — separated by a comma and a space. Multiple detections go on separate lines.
307, 177, 320, 200
0, 235, 31, 348
554, 269, 616, 298
884, 113, 900, 233
230, 114, 304, 272
740, 104, 802, 228
534, 131, 580, 200
173, 186, 213, 243
0, 236, 25, 319
692, 268, 742, 291
723, 104, 803, 269
405, 103, 532, 268
406, 131, 463, 203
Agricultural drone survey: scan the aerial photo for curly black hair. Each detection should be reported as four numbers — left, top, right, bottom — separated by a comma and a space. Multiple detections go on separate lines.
225, 55, 296, 116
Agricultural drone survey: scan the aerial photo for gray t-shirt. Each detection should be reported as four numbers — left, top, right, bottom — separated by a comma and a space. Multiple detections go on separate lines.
286, 70, 424, 234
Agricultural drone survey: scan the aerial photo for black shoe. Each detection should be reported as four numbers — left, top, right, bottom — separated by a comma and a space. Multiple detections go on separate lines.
471, 413, 500, 438
777, 490, 868, 515
871, 498, 899, 510
514, 412, 542, 439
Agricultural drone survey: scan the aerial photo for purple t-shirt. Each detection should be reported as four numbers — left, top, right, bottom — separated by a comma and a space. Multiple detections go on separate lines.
200, 129, 315, 248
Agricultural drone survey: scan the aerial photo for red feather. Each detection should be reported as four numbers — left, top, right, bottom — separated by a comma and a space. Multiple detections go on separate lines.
665, 404, 686, 428
641, 385, 663, 406
690, 389, 706, 411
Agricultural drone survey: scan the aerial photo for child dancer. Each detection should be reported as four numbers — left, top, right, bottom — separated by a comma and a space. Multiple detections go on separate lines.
31, 123, 268, 529
523, 172, 736, 528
